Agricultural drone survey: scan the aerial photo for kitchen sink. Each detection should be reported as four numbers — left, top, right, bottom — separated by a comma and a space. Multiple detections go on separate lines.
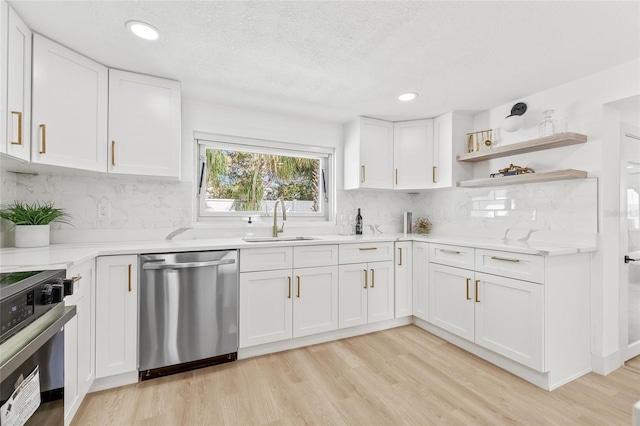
242, 236, 320, 243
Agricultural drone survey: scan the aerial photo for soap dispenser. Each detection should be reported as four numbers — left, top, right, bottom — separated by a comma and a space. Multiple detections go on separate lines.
245, 217, 255, 237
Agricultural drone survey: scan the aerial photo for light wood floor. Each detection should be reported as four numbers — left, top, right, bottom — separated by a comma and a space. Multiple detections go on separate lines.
73, 325, 640, 425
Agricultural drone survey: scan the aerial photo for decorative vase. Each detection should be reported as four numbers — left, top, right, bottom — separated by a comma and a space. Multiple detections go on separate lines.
14, 224, 50, 248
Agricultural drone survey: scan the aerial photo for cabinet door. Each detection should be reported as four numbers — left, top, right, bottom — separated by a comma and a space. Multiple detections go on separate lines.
63, 312, 78, 424
393, 119, 434, 189
239, 270, 292, 347
0, 0, 6, 154
359, 117, 394, 189
338, 263, 368, 329
64, 260, 95, 424
412, 242, 429, 321
95, 255, 138, 378
429, 263, 474, 341
395, 242, 413, 318
475, 272, 544, 372
108, 70, 181, 177
367, 261, 394, 323
32, 34, 108, 171
292, 266, 338, 338
433, 111, 473, 188
5, 7, 31, 161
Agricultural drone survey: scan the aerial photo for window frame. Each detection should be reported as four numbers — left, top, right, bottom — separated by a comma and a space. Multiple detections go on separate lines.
195, 133, 335, 224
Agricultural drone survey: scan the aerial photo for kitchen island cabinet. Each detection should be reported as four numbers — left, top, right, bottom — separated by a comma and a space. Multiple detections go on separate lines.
31, 34, 108, 172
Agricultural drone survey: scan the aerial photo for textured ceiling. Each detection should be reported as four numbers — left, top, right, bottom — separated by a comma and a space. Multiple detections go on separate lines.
8, 1, 640, 123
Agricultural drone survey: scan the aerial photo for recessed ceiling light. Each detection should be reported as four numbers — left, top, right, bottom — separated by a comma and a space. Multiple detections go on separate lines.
398, 92, 418, 101
126, 21, 160, 41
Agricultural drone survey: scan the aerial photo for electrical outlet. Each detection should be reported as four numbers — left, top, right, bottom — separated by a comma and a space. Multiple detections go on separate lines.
97, 202, 110, 220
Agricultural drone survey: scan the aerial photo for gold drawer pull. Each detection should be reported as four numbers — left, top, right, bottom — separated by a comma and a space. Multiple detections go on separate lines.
39, 124, 47, 154
398, 248, 403, 266
475, 280, 480, 303
10, 111, 22, 145
490, 256, 520, 263
363, 269, 368, 289
395, 168, 398, 185
432, 166, 437, 183
440, 249, 460, 255
361, 165, 366, 182
370, 269, 375, 288
466, 278, 471, 300
288, 276, 292, 299
72, 274, 82, 283
359, 247, 378, 251
296, 276, 301, 298
111, 140, 116, 165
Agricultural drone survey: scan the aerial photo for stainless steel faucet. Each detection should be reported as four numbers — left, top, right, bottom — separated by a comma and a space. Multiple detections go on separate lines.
272, 199, 287, 237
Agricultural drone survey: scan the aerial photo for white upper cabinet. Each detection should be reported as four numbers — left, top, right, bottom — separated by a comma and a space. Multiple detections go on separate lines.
4, 6, 31, 161
31, 34, 108, 172
108, 69, 181, 178
344, 117, 394, 189
432, 111, 473, 188
394, 120, 434, 190
0, 0, 7, 155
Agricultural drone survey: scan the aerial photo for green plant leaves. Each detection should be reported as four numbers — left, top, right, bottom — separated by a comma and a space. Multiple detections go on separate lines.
0, 201, 71, 226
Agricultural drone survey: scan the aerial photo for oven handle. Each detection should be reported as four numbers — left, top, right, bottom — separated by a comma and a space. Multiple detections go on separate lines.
142, 259, 236, 270
0, 305, 76, 380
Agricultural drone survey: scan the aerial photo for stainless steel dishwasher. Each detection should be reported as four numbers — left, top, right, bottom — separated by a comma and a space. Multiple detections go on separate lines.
139, 250, 238, 380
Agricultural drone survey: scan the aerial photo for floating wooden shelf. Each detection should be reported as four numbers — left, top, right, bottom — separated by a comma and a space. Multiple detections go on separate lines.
456, 132, 587, 163
457, 169, 588, 188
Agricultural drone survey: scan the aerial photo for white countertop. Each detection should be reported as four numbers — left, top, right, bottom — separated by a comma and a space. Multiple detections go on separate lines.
0, 234, 597, 273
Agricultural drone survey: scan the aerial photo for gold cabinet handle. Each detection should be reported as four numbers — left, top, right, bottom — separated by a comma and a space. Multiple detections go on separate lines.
398, 248, 403, 266
475, 280, 480, 303
111, 140, 116, 165
296, 276, 301, 298
359, 247, 378, 251
39, 124, 47, 154
10, 111, 22, 145
361, 165, 365, 183
72, 274, 82, 283
466, 278, 471, 300
440, 249, 461, 255
432, 166, 437, 183
370, 269, 375, 288
288, 276, 292, 299
363, 269, 368, 289
490, 256, 520, 263
128, 264, 132, 292
395, 168, 398, 185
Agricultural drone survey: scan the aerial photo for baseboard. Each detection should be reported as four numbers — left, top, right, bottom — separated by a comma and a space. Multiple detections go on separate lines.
238, 317, 412, 360
591, 350, 622, 375
89, 371, 138, 393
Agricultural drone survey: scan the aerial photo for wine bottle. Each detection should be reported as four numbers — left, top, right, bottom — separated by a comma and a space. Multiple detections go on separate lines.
355, 208, 363, 235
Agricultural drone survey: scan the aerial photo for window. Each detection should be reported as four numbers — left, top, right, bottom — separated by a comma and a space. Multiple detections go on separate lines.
197, 135, 333, 222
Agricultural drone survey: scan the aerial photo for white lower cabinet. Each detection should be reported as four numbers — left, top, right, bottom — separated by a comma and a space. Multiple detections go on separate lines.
239, 245, 339, 348
95, 255, 138, 378
394, 242, 412, 318
412, 242, 429, 321
64, 259, 95, 425
428, 245, 545, 372
338, 261, 394, 328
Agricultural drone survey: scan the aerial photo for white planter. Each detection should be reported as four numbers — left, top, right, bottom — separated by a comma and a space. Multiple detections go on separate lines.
14, 224, 50, 248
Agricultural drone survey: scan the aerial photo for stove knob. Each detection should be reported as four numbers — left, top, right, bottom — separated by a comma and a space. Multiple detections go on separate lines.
41, 284, 53, 304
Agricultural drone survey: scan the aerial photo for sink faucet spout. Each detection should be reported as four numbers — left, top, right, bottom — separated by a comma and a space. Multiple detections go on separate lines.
272, 199, 287, 237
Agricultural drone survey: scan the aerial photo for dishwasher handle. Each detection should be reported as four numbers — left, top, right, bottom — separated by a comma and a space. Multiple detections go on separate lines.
142, 258, 236, 270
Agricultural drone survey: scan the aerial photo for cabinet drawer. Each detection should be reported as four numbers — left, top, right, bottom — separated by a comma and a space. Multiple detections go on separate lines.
240, 247, 293, 272
339, 242, 393, 264
429, 243, 474, 269
475, 249, 544, 283
294, 245, 338, 268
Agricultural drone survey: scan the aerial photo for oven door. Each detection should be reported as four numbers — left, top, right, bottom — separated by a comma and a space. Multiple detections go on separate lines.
0, 305, 76, 426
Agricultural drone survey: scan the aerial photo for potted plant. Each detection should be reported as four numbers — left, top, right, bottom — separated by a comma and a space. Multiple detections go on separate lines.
0, 201, 71, 247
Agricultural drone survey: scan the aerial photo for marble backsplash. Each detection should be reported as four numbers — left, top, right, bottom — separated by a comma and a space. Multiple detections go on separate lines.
0, 170, 597, 246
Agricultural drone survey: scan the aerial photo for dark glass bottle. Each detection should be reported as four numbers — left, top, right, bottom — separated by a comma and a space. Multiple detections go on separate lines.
355, 208, 363, 235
